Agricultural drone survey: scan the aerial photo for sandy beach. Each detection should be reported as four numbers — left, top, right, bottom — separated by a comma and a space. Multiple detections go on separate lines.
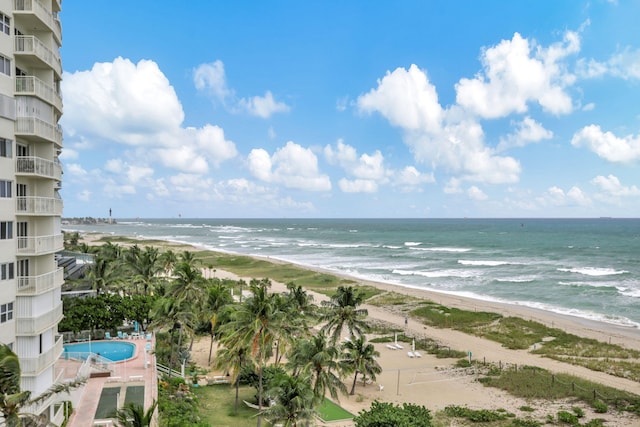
189, 268, 640, 426
79, 232, 640, 425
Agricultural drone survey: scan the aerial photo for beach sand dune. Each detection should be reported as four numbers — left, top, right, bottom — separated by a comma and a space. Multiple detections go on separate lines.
189, 269, 640, 426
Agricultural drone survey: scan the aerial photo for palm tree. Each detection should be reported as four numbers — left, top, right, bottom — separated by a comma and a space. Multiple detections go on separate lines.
219, 278, 285, 427
0, 344, 86, 426
159, 249, 177, 277
87, 254, 121, 295
283, 282, 316, 323
261, 372, 316, 427
341, 336, 381, 395
213, 341, 251, 414
319, 285, 369, 343
205, 281, 233, 363
113, 400, 157, 427
125, 246, 161, 295
150, 297, 195, 374
287, 331, 346, 403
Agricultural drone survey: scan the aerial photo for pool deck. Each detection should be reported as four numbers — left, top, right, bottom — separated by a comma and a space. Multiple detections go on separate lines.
63, 336, 158, 427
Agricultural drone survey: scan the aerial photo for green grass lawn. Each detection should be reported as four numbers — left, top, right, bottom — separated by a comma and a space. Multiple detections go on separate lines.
317, 398, 354, 422
193, 384, 257, 427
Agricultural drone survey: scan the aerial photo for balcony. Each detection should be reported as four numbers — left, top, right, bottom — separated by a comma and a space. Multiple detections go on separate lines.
15, 303, 63, 335
17, 267, 64, 295
16, 75, 63, 114
15, 117, 63, 147
14, 35, 62, 77
13, 0, 63, 45
16, 197, 63, 216
16, 156, 62, 180
20, 335, 63, 375
17, 233, 64, 255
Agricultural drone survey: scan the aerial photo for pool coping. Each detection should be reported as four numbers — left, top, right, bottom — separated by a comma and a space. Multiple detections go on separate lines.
63, 336, 158, 426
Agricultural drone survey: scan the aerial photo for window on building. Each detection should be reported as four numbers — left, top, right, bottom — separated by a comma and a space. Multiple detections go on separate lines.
0, 262, 14, 280
0, 262, 13, 280
0, 55, 10, 76
0, 14, 9, 36
0, 302, 13, 323
0, 221, 12, 239
0, 138, 10, 158
0, 180, 11, 197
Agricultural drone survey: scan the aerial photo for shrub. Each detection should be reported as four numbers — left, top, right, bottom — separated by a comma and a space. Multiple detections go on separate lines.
556, 410, 578, 424
571, 406, 585, 418
592, 399, 608, 413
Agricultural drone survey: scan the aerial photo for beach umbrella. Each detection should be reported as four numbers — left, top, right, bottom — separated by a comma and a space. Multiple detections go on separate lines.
394, 332, 397, 345
412, 339, 415, 352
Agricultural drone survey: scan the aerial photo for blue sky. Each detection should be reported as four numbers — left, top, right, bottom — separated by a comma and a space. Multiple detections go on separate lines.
59, 1, 640, 218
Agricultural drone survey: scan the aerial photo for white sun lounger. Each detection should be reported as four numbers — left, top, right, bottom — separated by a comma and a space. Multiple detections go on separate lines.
413, 351, 422, 358
394, 343, 403, 349
386, 344, 397, 350
407, 351, 415, 358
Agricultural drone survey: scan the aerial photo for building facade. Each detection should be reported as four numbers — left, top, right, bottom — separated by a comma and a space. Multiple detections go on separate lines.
0, 0, 64, 422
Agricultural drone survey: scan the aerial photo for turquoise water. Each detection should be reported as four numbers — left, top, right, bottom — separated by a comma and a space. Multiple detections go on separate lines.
67, 218, 640, 328
63, 341, 135, 362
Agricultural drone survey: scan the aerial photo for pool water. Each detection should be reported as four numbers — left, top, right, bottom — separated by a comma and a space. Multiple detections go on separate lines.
63, 341, 136, 362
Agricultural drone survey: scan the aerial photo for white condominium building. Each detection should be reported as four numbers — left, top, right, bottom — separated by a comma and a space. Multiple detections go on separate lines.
0, 0, 64, 422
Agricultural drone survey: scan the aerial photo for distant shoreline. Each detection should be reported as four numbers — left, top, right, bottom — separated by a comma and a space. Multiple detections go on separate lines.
76, 231, 640, 352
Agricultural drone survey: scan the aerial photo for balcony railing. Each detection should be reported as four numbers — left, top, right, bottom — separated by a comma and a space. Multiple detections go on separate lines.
16, 196, 63, 216
17, 267, 64, 295
16, 75, 63, 113
16, 303, 63, 335
17, 233, 64, 255
13, 0, 63, 44
20, 335, 63, 375
14, 35, 62, 77
16, 156, 62, 180
15, 117, 63, 147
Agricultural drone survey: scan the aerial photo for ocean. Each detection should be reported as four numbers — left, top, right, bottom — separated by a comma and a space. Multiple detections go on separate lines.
66, 218, 640, 329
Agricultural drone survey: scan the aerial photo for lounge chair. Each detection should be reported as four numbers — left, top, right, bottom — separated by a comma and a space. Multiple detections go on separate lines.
394, 343, 403, 349
117, 331, 124, 339
386, 344, 397, 350
104, 332, 112, 340
145, 333, 152, 341
407, 351, 415, 358
413, 351, 422, 358
122, 332, 129, 339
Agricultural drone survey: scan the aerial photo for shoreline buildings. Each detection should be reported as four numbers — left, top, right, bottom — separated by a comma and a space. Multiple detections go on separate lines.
0, 0, 65, 423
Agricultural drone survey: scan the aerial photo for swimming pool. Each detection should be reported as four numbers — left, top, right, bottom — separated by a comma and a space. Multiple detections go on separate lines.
63, 341, 136, 362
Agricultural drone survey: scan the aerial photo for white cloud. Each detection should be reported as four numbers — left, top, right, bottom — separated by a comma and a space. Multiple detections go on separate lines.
467, 186, 488, 201
66, 163, 88, 176
338, 178, 378, 193
248, 141, 331, 191
357, 65, 521, 184
455, 31, 578, 118
443, 178, 463, 194
59, 148, 78, 160
358, 64, 443, 132
238, 91, 290, 118
544, 186, 591, 206
393, 166, 435, 187
571, 125, 640, 163
577, 47, 640, 81
497, 116, 553, 151
193, 60, 232, 101
62, 57, 184, 145
194, 60, 289, 118
582, 102, 595, 111
77, 190, 91, 202
154, 146, 209, 174
190, 125, 238, 167
591, 175, 640, 197
325, 140, 434, 193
